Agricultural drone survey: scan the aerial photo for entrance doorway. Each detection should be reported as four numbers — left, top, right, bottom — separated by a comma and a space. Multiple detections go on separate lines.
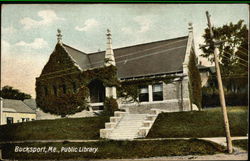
88, 79, 105, 110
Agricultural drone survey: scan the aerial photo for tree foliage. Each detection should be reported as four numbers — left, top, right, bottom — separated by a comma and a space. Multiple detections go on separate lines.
36, 86, 89, 117
36, 65, 118, 117
200, 20, 248, 75
102, 97, 119, 116
0, 86, 32, 101
188, 50, 202, 110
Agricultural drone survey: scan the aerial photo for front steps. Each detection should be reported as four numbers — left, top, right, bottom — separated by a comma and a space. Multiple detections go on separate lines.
109, 114, 147, 140
100, 109, 162, 140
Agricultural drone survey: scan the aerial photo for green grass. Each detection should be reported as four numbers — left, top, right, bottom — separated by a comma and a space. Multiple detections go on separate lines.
232, 139, 248, 151
0, 116, 109, 141
147, 106, 248, 138
0, 106, 247, 141
0, 139, 225, 160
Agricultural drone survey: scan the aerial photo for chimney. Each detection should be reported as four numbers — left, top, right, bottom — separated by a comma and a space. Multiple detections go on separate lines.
104, 29, 116, 66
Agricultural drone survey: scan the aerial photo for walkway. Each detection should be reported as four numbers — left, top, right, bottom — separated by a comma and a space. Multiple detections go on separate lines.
0, 136, 247, 144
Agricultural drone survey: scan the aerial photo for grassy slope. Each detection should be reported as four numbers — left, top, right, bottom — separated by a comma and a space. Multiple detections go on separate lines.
232, 139, 248, 151
0, 116, 109, 141
1, 139, 225, 159
0, 106, 247, 141
147, 106, 248, 138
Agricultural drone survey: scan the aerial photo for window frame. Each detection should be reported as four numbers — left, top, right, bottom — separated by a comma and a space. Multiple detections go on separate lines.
152, 83, 164, 101
139, 85, 149, 102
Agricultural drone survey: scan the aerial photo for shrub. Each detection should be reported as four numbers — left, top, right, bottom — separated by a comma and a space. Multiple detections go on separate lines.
102, 97, 119, 116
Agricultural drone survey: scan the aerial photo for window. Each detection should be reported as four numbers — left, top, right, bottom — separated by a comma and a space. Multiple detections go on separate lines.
53, 85, 57, 96
153, 83, 163, 101
7, 117, 13, 124
139, 86, 149, 102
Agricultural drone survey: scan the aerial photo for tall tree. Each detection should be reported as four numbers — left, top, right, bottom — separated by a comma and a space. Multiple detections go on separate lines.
188, 50, 202, 110
0, 86, 32, 101
200, 20, 248, 75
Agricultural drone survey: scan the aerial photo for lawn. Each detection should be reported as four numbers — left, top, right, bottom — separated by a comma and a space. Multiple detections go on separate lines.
0, 106, 247, 141
0, 116, 109, 141
0, 139, 225, 160
232, 139, 248, 151
147, 106, 248, 138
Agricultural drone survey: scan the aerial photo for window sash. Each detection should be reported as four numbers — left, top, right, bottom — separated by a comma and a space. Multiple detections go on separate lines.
153, 84, 163, 92
153, 84, 163, 101
139, 93, 149, 102
140, 87, 148, 94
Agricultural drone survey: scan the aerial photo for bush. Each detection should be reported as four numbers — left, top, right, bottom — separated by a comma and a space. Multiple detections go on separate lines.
202, 87, 248, 107
102, 97, 119, 116
36, 86, 90, 117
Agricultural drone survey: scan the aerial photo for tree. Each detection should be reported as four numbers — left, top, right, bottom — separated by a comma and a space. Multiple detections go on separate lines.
188, 50, 202, 110
0, 86, 32, 101
200, 20, 248, 75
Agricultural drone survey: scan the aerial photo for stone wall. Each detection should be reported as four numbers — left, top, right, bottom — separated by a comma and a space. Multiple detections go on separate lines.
119, 77, 191, 114
163, 77, 189, 100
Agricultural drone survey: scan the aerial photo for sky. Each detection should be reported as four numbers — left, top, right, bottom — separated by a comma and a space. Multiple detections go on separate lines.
1, 4, 248, 98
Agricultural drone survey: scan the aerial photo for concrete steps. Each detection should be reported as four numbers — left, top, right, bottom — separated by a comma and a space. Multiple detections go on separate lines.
100, 108, 165, 140
100, 111, 128, 139
109, 114, 147, 140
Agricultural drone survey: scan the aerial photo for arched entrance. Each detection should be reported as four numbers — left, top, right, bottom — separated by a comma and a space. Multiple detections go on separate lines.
88, 79, 105, 110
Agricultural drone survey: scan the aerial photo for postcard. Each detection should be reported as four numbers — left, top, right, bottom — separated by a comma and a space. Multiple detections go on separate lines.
0, 3, 248, 160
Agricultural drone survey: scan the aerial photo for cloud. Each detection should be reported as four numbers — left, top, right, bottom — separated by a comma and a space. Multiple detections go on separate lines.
75, 18, 99, 32
121, 27, 133, 34
15, 38, 48, 49
1, 40, 48, 97
121, 16, 152, 34
20, 10, 64, 29
134, 16, 152, 33
2, 26, 16, 35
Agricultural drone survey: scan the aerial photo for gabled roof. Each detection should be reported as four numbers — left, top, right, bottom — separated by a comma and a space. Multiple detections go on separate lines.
3, 99, 36, 114
63, 44, 91, 69
23, 99, 37, 110
62, 36, 189, 79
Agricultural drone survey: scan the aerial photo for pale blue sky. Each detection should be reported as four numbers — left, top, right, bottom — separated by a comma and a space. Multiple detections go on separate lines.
1, 4, 248, 97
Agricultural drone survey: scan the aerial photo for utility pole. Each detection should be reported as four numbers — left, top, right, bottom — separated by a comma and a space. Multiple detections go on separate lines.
202, 11, 233, 153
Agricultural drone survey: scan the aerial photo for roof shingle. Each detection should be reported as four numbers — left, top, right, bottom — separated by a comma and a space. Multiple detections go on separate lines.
64, 36, 188, 78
